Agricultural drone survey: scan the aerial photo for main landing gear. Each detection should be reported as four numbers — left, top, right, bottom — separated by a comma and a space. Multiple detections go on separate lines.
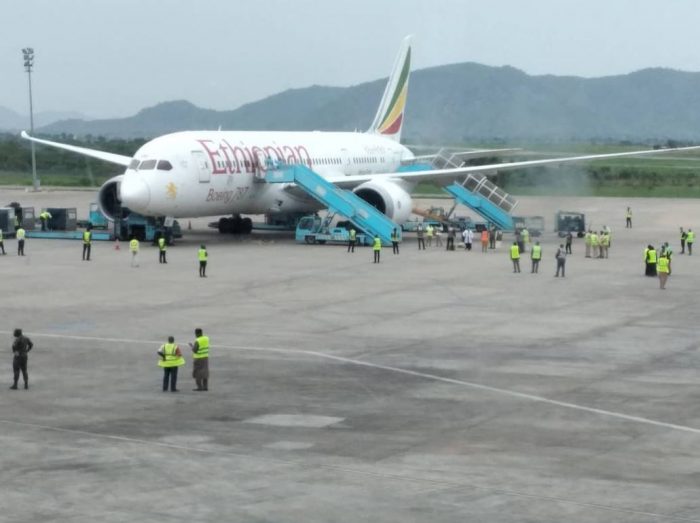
218, 215, 253, 234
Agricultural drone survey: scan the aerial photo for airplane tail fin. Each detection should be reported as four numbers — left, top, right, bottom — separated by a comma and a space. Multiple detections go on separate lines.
367, 35, 412, 142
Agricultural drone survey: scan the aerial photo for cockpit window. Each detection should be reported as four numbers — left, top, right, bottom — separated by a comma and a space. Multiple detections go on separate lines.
139, 159, 157, 170
157, 160, 173, 171
128, 159, 140, 170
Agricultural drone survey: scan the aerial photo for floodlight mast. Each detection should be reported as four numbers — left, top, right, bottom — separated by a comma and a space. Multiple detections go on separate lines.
22, 47, 39, 191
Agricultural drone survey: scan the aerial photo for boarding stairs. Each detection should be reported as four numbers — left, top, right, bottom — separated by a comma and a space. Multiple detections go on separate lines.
431, 150, 517, 231
265, 162, 400, 245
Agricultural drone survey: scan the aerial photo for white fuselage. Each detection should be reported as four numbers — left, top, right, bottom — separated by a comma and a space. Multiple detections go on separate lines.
119, 130, 415, 218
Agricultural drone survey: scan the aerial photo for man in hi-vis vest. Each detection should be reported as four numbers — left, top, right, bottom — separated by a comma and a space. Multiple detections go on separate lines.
157, 336, 184, 392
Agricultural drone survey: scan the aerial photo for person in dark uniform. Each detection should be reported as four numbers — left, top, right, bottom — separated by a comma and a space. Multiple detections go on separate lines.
82, 226, 92, 261
565, 231, 573, 254
10, 328, 33, 390
0, 228, 6, 255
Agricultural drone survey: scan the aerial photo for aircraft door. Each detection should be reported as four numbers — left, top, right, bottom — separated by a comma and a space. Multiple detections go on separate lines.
191, 150, 211, 183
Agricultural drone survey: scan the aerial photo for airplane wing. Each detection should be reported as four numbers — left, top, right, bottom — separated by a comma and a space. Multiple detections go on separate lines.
326, 145, 700, 189
21, 131, 133, 167
410, 148, 522, 163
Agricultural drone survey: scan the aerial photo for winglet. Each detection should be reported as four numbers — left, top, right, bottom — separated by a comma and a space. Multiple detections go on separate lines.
367, 35, 412, 142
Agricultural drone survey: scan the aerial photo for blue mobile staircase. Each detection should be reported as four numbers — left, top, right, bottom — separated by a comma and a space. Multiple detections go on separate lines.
431, 150, 517, 231
265, 163, 400, 245
444, 176, 516, 231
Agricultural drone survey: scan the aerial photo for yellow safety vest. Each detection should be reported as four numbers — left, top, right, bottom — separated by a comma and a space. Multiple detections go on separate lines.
648, 249, 657, 263
687, 231, 695, 243
373, 237, 381, 251
193, 335, 209, 359
83, 231, 92, 244
391, 232, 399, 242
591, 234, 599, 246
584, 233, 591, 246
531, 245, 541, 260
349, 229, 356, 240
626, 210, 632, 218
158, 343, 185, 367
657, 256, 669, 274
16, 228, 25, 240
426, 226, 433, 237
521, 230, 529, 243
198, 248, 207, 261
129, 239, 139, 252
158, 237, 166, 251
510, 245, 520, 260
0, 230, 3, 241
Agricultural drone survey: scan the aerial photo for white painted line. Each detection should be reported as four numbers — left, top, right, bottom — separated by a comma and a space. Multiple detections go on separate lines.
1, 418, 698, 522
3, 330, 700, 435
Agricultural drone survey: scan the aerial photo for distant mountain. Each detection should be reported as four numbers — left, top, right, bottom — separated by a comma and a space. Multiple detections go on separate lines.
0, 106, 87, 131
37, 64, 700, 141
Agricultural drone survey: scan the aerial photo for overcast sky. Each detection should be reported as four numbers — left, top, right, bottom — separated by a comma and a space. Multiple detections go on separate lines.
2, 0, 699, 119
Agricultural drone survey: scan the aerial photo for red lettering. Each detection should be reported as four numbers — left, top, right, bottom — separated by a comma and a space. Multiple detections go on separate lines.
197, 140, 226, 175
281, 145, 297, 163
223, 140, 245, 174
294, 145, 311, 167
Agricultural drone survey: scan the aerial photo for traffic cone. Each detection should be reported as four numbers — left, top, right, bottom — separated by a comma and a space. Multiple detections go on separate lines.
114, 239, 120, 250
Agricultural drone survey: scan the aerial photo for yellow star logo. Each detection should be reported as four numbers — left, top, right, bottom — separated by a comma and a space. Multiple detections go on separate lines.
166, 182, 177, 200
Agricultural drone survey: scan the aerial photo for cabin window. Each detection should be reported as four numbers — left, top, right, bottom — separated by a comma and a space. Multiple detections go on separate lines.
157, 160, 173, 171
139, 159, 157, 170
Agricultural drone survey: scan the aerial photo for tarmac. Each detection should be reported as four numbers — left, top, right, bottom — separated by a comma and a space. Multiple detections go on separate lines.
1, 188, 700, 523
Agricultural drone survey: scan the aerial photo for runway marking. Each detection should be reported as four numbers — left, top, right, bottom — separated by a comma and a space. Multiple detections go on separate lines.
1, 418, 699, 523
3, 330, 700, 435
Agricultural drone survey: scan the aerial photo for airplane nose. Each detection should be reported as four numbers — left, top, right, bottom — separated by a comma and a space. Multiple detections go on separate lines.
120, 175, 151, 212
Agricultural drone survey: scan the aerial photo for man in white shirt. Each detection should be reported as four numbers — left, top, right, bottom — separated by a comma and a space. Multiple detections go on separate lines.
462, 228, 473, 251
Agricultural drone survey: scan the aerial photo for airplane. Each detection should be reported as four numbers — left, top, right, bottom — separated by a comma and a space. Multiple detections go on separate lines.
22, 36, 700, 234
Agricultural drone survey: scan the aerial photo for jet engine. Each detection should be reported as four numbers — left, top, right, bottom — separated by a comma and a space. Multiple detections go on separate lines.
352, 179, 413, 224
97, 174, 128, 220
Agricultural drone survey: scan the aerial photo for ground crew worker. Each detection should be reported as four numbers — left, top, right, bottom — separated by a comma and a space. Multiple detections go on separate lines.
626, 207, 632, 228
555, 244, 567, 277
373, 235, 381, 263
129, 236, 140, 267
426, 224, 434, 247
687, 229, 695, 255
39, 210, 52, 231
198, 244, 208, 277
590, 231, 599, 259
0, 228, 5, 255
531, 241, 542, 273
510, 241, 521, 273
481, 229, 489, 252
645, 245, 657, 276
10, 328, 33, 390
657, 253, 670, 290
520, 227, 530, 253
584, 230, 592, 258
82, 227, 92, 261
680, 227, 687, 254
189, 328, 210, 391
417, 224, 425, 250
462, 228, 473, 251
663, 242, 673, 275
158, 235, 167, 263
157, 336, 184, 392
391, 228, 400, 254
347, 228, 357, 253
16, 226, 26, 256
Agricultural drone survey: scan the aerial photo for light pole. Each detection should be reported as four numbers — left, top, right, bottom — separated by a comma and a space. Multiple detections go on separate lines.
22, 47, 40, 191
